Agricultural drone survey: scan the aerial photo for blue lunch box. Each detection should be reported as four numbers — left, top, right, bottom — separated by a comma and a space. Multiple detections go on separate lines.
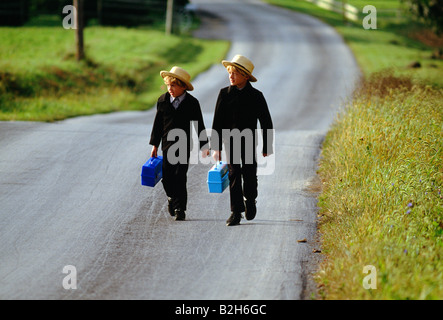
141, 156, 163, 187
207, 161, 229, 193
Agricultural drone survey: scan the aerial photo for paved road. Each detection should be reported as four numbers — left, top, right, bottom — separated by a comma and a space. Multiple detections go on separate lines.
0, 0, 359, 299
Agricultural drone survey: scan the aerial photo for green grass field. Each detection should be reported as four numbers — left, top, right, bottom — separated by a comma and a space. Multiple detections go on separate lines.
0, 25, 229, 121
266, 0, 443, 87
264, 0, 443, 299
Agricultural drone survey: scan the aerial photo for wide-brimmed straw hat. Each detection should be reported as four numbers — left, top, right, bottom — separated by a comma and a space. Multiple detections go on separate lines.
160, 66, 194, 91
222, 54, 257, 82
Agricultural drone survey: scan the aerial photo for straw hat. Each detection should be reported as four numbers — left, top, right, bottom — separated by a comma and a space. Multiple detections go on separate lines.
160, 66, 194, 91
222, 54, 257, 82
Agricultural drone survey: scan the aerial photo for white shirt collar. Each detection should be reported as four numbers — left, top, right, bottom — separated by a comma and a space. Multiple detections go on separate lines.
170, 92, 186, 104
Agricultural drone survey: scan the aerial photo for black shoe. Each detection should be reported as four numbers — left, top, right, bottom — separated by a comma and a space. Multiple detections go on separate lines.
167, 197, 175, 216
226, 212, 241, 226
245, 200, 257, 221
174, 209, 186, 221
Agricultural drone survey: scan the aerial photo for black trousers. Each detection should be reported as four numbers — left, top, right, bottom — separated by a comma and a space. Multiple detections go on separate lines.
227, 151, 258, 213
161, 153, 189, 212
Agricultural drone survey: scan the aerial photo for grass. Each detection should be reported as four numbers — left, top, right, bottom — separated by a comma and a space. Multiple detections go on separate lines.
265, 0, 443, 87
0, 23, 229, 121
316, 74, 443, 299
262, 0, 443, 299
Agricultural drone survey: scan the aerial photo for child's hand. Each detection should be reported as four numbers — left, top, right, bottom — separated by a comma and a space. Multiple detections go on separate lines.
151, 145, 158, 158
201, 148, 210, 158
212, 150, 221, 162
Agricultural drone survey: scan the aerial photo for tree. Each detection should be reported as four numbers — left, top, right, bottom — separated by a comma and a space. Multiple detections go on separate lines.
74, 0, 84, 61
403, 0, 443, 34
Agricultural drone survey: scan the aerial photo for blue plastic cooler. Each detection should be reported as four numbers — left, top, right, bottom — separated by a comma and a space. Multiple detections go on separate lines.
141, 156, 163, 187
207, 161, 229, 193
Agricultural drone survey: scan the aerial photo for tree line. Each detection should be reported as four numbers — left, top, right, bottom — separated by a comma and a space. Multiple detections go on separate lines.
0, 0, 190, 27
402, 0, 443, 34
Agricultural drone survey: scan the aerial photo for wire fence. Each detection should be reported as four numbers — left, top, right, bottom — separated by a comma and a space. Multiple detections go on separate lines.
305, 0, 404, 24
305, 0, 358, 21
0, 0, 29, 25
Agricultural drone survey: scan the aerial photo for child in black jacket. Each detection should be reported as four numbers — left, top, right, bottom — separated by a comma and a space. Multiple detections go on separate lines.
211, 55, 274, 226
150, 67, 209, 221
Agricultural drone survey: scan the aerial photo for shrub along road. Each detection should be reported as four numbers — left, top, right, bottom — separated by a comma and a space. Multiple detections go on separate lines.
0, 0, 359, 299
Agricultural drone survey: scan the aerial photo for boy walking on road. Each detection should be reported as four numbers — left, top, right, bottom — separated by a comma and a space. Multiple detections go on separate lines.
211, 55, 274, 226
150, 66, 209, 221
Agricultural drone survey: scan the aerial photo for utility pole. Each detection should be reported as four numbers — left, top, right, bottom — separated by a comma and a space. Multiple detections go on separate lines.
74, 0, 85, 61
165, 0, 174, 35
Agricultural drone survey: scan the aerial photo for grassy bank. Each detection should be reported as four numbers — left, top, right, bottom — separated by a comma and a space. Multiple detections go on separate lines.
265, 0, 443, 87
317, 75, 442, 299
0, 25, 229, 121
263, 0, 443, 299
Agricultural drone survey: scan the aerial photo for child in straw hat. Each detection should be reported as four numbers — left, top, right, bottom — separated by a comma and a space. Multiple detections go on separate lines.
150, 66, 209, 221
211, 55, 274, 226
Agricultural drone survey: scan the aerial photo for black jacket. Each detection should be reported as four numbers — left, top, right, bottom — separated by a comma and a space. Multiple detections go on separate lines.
211, 82, 273, 155
150, 92, 208, 156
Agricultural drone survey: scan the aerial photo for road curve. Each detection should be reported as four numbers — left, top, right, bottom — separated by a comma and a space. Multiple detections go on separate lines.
0, 0, 359, 299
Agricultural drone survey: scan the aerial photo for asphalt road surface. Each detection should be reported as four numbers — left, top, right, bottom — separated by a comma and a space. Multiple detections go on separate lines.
0, 0, 359, 299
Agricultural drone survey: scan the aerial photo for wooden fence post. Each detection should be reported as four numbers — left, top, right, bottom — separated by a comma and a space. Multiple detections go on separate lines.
74, 0, 85, 61
166, 0, 174, 35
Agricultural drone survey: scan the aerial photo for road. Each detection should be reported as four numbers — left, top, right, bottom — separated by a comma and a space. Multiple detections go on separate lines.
0, 0, 359, 300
